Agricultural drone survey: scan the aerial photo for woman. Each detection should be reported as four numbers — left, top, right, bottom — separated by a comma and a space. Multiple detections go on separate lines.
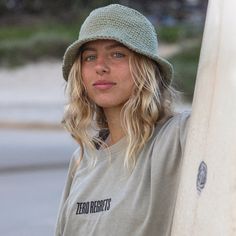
55, 4, 190, 236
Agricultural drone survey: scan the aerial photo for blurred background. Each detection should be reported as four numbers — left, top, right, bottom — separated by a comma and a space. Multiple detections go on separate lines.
0, 0, 207, 235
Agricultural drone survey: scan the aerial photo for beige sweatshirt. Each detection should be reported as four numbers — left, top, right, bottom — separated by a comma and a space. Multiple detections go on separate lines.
55, 111, 190, 236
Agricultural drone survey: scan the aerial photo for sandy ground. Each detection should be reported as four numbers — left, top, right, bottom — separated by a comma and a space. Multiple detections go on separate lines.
0, 60, 66, 127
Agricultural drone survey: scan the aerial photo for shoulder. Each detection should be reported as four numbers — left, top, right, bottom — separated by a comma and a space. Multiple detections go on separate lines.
70, 147, 81, 164
67, 147, 82, 177
69, 145, 94, 176
151, 111, 191, 150
156, 111, 190, 134
163, 111, 190, 128
142, 111, 191, 171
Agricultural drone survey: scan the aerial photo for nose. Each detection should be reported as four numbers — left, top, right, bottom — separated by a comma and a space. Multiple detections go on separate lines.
95, 57, 109, 76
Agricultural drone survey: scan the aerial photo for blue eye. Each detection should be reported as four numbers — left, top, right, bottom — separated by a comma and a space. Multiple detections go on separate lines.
113, 52, 125, 58
83, 55, 96, 62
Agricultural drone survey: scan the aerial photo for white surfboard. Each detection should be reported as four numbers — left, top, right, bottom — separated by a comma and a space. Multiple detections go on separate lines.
171, 0, 236, 235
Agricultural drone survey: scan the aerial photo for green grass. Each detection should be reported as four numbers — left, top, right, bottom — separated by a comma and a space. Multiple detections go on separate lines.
0, 23, 80, 67
169, 41, 202, 102
0, 32, 72, 66
158, 24, 202, 43
0, 23, 79, 41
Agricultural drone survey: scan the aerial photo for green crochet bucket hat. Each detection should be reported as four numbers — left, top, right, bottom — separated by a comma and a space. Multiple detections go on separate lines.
62, 4, 173, 84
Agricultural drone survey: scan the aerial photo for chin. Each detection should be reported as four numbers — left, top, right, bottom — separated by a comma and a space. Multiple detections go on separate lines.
97, 103, 119, 109
92, 97, 128, 110
95, 101, 125, 110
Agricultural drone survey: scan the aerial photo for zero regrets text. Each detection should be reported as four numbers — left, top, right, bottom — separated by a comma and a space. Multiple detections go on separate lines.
76, 198, 112, 215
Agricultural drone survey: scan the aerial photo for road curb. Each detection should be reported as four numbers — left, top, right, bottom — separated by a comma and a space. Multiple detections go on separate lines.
0, 161, 69, 175
0, 121, 63, 130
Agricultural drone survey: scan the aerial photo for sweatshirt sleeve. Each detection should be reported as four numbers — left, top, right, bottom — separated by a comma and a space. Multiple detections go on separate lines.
54, 148, 80, 236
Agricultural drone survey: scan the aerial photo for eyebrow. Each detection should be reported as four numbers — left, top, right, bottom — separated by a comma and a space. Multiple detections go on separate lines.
81, 42, 126, 53
106, 42, 126, 50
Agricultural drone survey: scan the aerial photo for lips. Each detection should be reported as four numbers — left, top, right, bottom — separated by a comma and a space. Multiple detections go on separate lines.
93, 80, 116, 90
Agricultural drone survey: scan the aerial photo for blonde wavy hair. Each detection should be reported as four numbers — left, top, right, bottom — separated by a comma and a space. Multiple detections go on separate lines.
62, 50, 176, 169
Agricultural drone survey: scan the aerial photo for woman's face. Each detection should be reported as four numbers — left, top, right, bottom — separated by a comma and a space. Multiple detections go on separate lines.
81, 40, 134, 110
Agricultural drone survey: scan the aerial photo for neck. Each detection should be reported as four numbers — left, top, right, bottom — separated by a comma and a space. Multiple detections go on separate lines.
103, 106, 125, 146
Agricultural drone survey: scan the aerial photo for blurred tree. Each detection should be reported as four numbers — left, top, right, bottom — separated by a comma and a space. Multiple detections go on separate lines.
0, 0, 119, 14
0, 0, 207, 25
0, 0, 121, 23
0, 1, 6, 15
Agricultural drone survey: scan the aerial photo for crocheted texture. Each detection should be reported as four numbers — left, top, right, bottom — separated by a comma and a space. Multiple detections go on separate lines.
62, 4, 173, 83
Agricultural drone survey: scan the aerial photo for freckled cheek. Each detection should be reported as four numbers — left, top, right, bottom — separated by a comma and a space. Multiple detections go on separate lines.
81, 66, 88, 80
120, 72, 135, 88
81, 69, 93, 89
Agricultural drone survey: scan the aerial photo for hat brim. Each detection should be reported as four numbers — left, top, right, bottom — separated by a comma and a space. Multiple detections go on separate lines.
62, 36, 173, 84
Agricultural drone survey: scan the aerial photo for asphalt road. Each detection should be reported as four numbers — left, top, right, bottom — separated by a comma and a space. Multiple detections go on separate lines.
0, 129, 78, 236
